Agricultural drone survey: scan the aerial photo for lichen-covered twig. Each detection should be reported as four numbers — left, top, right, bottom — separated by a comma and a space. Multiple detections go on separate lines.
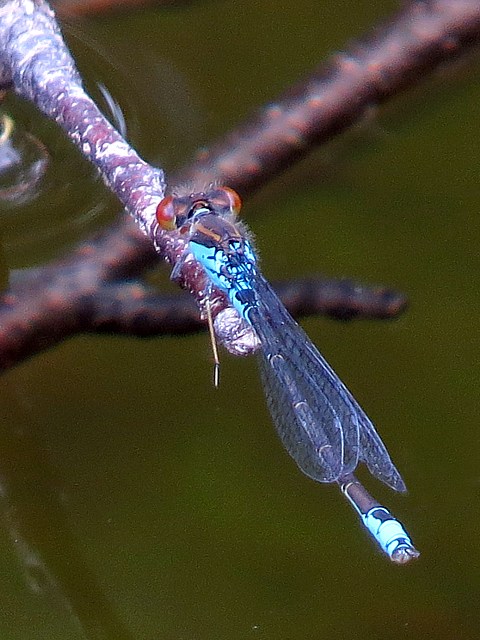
0, 0, 165, 236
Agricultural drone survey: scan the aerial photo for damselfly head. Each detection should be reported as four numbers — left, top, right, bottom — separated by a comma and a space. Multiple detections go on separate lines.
156, 186, 242, 231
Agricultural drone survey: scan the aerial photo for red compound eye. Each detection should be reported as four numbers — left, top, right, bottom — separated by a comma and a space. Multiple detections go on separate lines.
219, 186, 242, 215
155, 195, 177, 230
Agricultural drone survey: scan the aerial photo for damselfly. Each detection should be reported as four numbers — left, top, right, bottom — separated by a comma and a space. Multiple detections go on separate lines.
156, 187, 419, 564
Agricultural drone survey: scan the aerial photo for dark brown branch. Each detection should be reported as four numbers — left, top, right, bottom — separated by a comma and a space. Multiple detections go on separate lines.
267, 278, 407, 323
0, 220, 154, 370
0, 216, 407, 371
173, 0, 480, 194
87, 277, 408, 336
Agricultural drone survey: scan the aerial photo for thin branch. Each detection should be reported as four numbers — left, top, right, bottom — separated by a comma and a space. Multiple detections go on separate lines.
174, 0, 480, 193
0, 216, 407, 371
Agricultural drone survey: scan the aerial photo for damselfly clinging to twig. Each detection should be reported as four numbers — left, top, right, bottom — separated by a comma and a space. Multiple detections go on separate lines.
156, 186, 419, 564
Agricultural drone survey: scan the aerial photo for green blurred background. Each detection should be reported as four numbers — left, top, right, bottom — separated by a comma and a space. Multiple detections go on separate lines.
0, 1, 479, 638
